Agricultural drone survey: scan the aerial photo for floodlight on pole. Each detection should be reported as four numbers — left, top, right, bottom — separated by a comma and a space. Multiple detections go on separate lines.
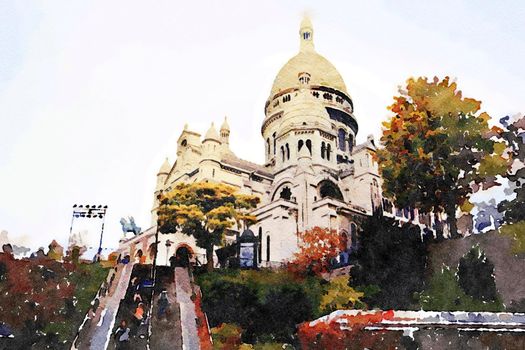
69, 204, 108, 259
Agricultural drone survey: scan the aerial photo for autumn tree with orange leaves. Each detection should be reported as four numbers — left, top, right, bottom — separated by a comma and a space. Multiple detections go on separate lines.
377, 77, 507, 238
288, 226, 341, 276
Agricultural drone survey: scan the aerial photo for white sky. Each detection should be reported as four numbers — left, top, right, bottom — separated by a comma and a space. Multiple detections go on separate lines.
1, 1, 524, 251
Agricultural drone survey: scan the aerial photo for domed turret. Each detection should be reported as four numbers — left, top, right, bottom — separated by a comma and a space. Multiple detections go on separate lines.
262, 16, 358, 172
157, 157, 171, 175
220, 116, 230, 132
268, 16, 349, 99
156, 157, 171, 189
204, 122, 220, 143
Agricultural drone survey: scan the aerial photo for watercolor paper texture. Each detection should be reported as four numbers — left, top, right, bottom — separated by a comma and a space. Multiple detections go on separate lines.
0, 2, 524, 349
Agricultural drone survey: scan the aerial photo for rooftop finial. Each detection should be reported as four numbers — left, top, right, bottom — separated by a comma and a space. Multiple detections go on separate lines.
299, 14, 314, 52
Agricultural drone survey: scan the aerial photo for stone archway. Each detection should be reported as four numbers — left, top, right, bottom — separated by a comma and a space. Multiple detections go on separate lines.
318, 180, 344, 201
171, 244, 193, 268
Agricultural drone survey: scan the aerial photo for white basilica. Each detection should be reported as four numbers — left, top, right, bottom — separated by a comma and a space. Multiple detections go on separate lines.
120, 17, 447, 267
140, 17, 386, 266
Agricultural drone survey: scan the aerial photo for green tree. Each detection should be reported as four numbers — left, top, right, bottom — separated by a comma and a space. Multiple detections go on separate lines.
157, 182, 259, 271
350, 214, 429, 310
377, 77, 507, 237
458, 246, 498, 302
497, 115, 525, 223
500, 221, 525, 254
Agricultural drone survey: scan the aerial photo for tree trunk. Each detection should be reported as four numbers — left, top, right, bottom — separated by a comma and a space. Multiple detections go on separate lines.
206, 245, 214, 272
446, 203, 459, 239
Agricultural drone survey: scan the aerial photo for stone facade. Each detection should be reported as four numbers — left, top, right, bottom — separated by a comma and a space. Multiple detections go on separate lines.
122, 17, 440, 267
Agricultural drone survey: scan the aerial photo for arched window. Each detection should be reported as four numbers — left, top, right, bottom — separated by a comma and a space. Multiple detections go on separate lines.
181, 139, 187, 147
348, 134, 354, 153
306, 139, 312, 155
286, 143, 290, 160
319, 180, 343, 200
298, 140, 304, 152
321, 142, 326, 159
281, 146, 285, 162
258, 228, 262, 263
338, 129, 346, 151
266, 138, 270, 156
326, 143, 331, 161
266, 235, 270, 262
279, 186, 292, 200
272, 132, 277, 155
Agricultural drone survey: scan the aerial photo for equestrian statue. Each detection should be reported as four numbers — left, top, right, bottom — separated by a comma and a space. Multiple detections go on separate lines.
120, 216, 141, 236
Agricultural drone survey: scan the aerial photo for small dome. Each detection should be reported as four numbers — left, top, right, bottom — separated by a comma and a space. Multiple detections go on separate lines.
269, 16, 348, 98
239, 228, 256, 242
220, 116, 230, 131
204, 122, 220, 142
158, 158, 171, 175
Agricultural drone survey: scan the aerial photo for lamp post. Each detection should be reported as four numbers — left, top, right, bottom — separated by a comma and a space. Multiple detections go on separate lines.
165, 239, 173, 266
146, 194, 163, 349
151, 192, 164, 280
69, 204, 108, 259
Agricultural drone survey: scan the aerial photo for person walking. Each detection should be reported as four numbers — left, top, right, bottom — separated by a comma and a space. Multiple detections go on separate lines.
157, 290, 170, 320
114, 320, 130, 350
133, 302, 145, 331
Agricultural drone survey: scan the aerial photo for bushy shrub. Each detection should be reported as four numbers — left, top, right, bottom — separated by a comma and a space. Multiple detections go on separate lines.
458, 246, 499, 302
319, 276, 364, 313
211, 323, 243, 350
351, 214, 429, 310
197, 269, 323, 343
0, 253, 108, 349
418, 265, 504, 312
288, 227, 340, 277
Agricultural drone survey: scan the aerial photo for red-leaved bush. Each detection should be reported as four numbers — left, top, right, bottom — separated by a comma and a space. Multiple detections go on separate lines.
288, 226, 341, 277
297, 310, 400, 350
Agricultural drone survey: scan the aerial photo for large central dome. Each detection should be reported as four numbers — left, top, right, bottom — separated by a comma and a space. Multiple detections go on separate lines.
269, 17, 348, 98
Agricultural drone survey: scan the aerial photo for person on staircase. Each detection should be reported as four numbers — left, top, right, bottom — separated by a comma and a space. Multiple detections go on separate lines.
114, 320, 130, 350
132, 302, 145, 334
157, 290, 170, 320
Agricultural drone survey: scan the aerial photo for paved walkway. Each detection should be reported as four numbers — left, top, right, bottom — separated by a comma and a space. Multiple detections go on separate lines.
93, 263, 133, 350
174, 267, 200, 350
71, 262, 134, 350
149, 268, 183, 350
